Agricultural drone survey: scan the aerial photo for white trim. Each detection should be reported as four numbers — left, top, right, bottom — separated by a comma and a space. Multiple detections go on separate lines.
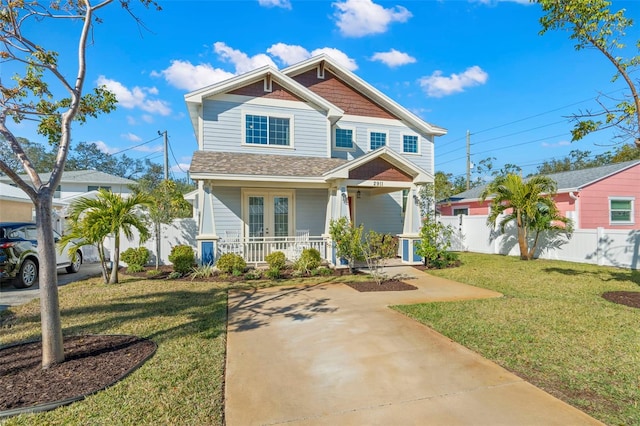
401, 132, 421, 155
333, 125, 356, 152
241, 110, 295, 149
189, 173, 327, 185
367, 129, 389, 151
608, 196, 635, 225
341, 114, 404, 126
214, 93, 321, 112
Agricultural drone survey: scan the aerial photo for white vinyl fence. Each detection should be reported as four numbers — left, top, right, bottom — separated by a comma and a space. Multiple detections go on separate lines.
104, 218, 198, 266
440, 215, 640, 270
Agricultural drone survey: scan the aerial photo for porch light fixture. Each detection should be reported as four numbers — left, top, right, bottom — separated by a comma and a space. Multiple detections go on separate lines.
357, 190, 361, 199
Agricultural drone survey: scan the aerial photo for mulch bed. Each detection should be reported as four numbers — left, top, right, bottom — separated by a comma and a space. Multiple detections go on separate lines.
0, 335, 156, 414
601, 291, 640, 309
346, 279, 417, 292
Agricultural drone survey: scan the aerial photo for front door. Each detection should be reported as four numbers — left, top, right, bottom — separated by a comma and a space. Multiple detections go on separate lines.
245, 191, 293, 240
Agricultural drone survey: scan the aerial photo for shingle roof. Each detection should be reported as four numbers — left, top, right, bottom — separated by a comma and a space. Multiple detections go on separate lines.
447, 160, 640, 202
0, 170, 136, 185
189, 151, 348, 178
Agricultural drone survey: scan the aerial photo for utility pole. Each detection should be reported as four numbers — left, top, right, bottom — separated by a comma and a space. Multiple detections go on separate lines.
466, 130, 471, 190
158, 130, 168, 180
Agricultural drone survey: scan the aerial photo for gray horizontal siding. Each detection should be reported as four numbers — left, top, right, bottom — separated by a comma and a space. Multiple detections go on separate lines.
212, 187, 242, 236
202, 99, 328, 158
295, 189, 327, 236
354, 190, 404, 235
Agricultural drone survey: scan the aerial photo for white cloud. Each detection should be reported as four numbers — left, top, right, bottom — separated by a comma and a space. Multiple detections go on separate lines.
96, 76, 171, 115
121, 132, 142, 142
333, 0, 412, 37
152, 60, 235, 91
126, 116, 137, 125
267, 43, 311, 65
418, 66, 488, 97
310, 47, 358, 71
214, 42, 277, 74
258, 0, 291, 9
371, 49, 416, 67
91, 140, 120, 155
133, 144, 163, 153
472, 0, 532, 5
541, 140, 571, 148
266, 43, 358, 70
171, 163, 191, 173
141, 114, 154, 123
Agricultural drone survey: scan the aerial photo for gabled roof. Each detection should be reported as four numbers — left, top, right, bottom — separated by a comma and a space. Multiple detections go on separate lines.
283, 54, 447, 137
0, 170, 136, 186
0, 182, 66, 206
184, 64, 345, 141
444, 160, 640, 203
323, 146, 432, 184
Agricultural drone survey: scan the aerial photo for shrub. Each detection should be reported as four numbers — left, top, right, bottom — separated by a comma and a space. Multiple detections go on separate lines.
265, 251, 286, 271
191, 264, 217, 280
294, 248, 321, 274
318, 266, 333, 276
216, 253, 246, 274
415, 219, 457, 269
121, 247, 150, 268
244, 269, 262, 280
265, 267, 281, 280
167, 271, 183, 280
168, 245, 196, 275
146, 269, 162, 277
126, 263, 144, 274
329, 217, 364, 271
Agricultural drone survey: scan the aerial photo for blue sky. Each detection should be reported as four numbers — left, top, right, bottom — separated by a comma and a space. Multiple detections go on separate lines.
8, 0, 640, 183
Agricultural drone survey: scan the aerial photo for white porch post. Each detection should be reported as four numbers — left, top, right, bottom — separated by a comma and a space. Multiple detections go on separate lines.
196, 181, 219, 265
400, 185, 423, 265
323, 181, 350, 266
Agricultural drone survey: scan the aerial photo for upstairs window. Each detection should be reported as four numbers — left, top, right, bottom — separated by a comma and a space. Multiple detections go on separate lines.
369, 131, 387, 150
610, 197, 634, 224
335, 128, 354, 150
403, 135, 418, 153
245, 114, 290, 146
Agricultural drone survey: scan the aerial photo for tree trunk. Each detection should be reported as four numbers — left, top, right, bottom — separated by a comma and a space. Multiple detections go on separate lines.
35, 199, 65, 368
155, 221, 161, 269
516, 210, 529, 260
109, 232, 119, 284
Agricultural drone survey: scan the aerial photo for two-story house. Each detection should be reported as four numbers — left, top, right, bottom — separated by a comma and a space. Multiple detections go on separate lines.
186, 55, 447, 265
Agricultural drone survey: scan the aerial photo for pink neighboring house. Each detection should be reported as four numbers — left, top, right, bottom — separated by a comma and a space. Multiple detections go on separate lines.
439, 160, 640, 230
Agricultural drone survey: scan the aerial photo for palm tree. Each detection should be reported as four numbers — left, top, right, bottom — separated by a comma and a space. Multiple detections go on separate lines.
480, 173, 572, 260
60, 189, 151, 283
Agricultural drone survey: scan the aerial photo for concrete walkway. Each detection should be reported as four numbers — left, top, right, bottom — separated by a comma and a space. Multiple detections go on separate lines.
225, 266, 603, 425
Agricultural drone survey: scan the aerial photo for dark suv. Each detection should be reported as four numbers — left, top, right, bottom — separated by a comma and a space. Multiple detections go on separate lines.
0, 222, 82, 288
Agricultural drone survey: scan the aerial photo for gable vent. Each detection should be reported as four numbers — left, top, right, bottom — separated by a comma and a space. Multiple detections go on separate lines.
317, 62, 325, 79
264, 73, 273, 92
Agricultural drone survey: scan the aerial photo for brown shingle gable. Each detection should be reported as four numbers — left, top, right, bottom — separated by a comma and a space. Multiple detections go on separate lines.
229, 81, 301, 102
292, 70, 396, 119
349, 158, 413, 182
190, 151, 347, 178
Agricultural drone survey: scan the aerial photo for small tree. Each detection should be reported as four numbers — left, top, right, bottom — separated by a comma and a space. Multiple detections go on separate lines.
60, 189, 151, 283
415, 218, 456, 269
328, 217, 364, 272
481, 173, 572, 260
134, 179, 192, 269
362, 231, 398, 284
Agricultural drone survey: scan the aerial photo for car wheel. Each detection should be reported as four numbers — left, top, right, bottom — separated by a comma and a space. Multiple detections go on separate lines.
14, 258, 38, 288
66, 251, 82, 274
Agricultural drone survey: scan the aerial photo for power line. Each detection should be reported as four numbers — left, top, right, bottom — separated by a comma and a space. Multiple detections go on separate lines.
167, 135, 187, 174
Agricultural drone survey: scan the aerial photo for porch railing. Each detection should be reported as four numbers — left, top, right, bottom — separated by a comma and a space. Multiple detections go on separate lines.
217, 235, 327, 265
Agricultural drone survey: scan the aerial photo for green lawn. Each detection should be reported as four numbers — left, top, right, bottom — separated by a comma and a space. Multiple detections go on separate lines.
394, 252, 640, 426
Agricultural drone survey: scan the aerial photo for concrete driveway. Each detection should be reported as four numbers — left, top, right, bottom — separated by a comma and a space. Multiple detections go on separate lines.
225, 266, 603, 425
0, 262, 103, 311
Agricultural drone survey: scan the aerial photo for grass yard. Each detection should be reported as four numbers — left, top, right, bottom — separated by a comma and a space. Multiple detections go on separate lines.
394, 252, 640, 426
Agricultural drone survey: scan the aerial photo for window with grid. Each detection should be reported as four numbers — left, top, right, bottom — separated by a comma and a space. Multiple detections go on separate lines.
610, 198, 634, 223
335, 128, 353, 149
245, 114, 290, 146
88, 185, 111, 192
403, 135, 418, 153
370, 131, 386, 150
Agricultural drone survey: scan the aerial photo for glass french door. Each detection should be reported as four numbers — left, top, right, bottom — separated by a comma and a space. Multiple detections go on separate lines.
245, 191, 293, 240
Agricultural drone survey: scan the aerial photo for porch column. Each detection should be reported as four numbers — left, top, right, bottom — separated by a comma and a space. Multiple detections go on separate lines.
323, 182, 350, 266
196, 181, 219, 264
400, 185, 423, 265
